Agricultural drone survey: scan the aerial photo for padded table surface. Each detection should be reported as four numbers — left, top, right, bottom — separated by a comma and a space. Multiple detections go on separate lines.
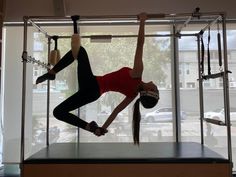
24, 142, 229, 164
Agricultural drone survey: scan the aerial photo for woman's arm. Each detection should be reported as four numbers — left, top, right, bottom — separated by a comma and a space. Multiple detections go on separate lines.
130, 13, 147, 78
102, 96, 135, 129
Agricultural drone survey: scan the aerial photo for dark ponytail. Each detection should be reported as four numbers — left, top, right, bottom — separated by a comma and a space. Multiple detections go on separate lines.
132, 98, 141, 145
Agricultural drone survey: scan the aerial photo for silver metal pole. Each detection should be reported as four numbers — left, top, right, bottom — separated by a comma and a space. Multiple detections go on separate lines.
26, 12, 225, 22
221, 13, 233, 169
20, 16, 28, 175
24, 14, 164, 21
46, 38, 51, 147
28, 19, 51, 38
199, 15, 221, 34
176, 16, 192, 34
197, 34, 205, 145
57, 33, 197, 39
171, 25, 181, 142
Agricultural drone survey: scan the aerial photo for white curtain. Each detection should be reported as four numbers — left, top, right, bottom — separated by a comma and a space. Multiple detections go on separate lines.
2, 26, 34, 163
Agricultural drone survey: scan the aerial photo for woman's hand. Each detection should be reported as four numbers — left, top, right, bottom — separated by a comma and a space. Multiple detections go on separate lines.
94, 127, 108, 136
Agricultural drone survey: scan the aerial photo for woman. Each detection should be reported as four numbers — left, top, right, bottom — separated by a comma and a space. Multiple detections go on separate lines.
36, 13, 159, 144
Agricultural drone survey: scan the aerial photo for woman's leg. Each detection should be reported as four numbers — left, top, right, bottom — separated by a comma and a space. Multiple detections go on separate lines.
53, 88, 100, 130
76, 46, 97, 90
52, 50, 74, 73
52, 46, 91, 75
53, 46, 101, 131
36, 50, 75, 84
36, 46, 95, 86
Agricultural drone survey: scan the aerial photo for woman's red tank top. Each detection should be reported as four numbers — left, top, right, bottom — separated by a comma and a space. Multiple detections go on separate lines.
96, 67, 141, 98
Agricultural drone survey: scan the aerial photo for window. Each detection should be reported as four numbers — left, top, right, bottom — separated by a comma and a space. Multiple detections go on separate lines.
186, 70, 190, 75
79, 25, 172, 143
186, 82, 195, 88
203, 80, 211, 88
3, 23, 236, 171
186, 63, 190, 75
179, 27, 236, 171
179, 69, 182, 75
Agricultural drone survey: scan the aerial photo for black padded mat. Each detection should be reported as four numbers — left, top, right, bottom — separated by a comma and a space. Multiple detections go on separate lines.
24, 142, 229, 164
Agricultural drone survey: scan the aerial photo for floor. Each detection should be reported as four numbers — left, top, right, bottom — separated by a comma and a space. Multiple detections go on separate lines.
0, 165, 20, 177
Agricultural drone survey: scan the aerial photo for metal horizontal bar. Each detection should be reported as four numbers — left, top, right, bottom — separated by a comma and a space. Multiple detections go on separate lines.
202, 71, 232, 80
56, 33, 197, 40
23, 11, 224, 41
203, 118, 226, 126
25, 11, 225, 22
202, 72, 224, 80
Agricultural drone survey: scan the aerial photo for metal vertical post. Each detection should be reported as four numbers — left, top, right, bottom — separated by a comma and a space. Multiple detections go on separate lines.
197, 34, 205, 145
77, 25, 80, 143
46, 38, 51, 147
171, 25, 181, 142
221, 13, 233, 168
20, 16, 28, 176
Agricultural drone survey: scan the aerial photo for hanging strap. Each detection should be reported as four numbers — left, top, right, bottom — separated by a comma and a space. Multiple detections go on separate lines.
207, 27, 211, 75
217, 32, 223, 69
200, 36, 205, 74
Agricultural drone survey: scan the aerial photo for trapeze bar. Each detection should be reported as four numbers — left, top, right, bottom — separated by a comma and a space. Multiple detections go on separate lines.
202, 71, 231, 80
202, 72, 223, 80
204, 118, 226, 126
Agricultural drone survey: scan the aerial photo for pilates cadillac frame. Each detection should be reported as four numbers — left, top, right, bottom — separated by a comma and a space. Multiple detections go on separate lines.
21, 9, 233, 177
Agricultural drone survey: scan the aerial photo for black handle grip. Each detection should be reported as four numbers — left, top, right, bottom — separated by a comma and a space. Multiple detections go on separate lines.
52, 36, 59, 50
71, 15, 80, 34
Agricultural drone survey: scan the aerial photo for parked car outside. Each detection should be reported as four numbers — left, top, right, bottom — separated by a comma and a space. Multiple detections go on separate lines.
97, 110, 126, 123
204, 108, 236, 122
143, 107, 187, 123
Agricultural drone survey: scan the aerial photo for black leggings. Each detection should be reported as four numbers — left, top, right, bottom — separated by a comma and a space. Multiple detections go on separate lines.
53, 46, 101, 130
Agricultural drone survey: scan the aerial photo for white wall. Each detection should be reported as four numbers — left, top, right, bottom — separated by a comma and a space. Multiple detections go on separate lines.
2, 26, 34, 163
4, 0, 236, 22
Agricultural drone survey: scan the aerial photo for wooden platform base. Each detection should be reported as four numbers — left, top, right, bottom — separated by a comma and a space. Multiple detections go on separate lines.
22, 142, 232, 177
23, 163, 231, 177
